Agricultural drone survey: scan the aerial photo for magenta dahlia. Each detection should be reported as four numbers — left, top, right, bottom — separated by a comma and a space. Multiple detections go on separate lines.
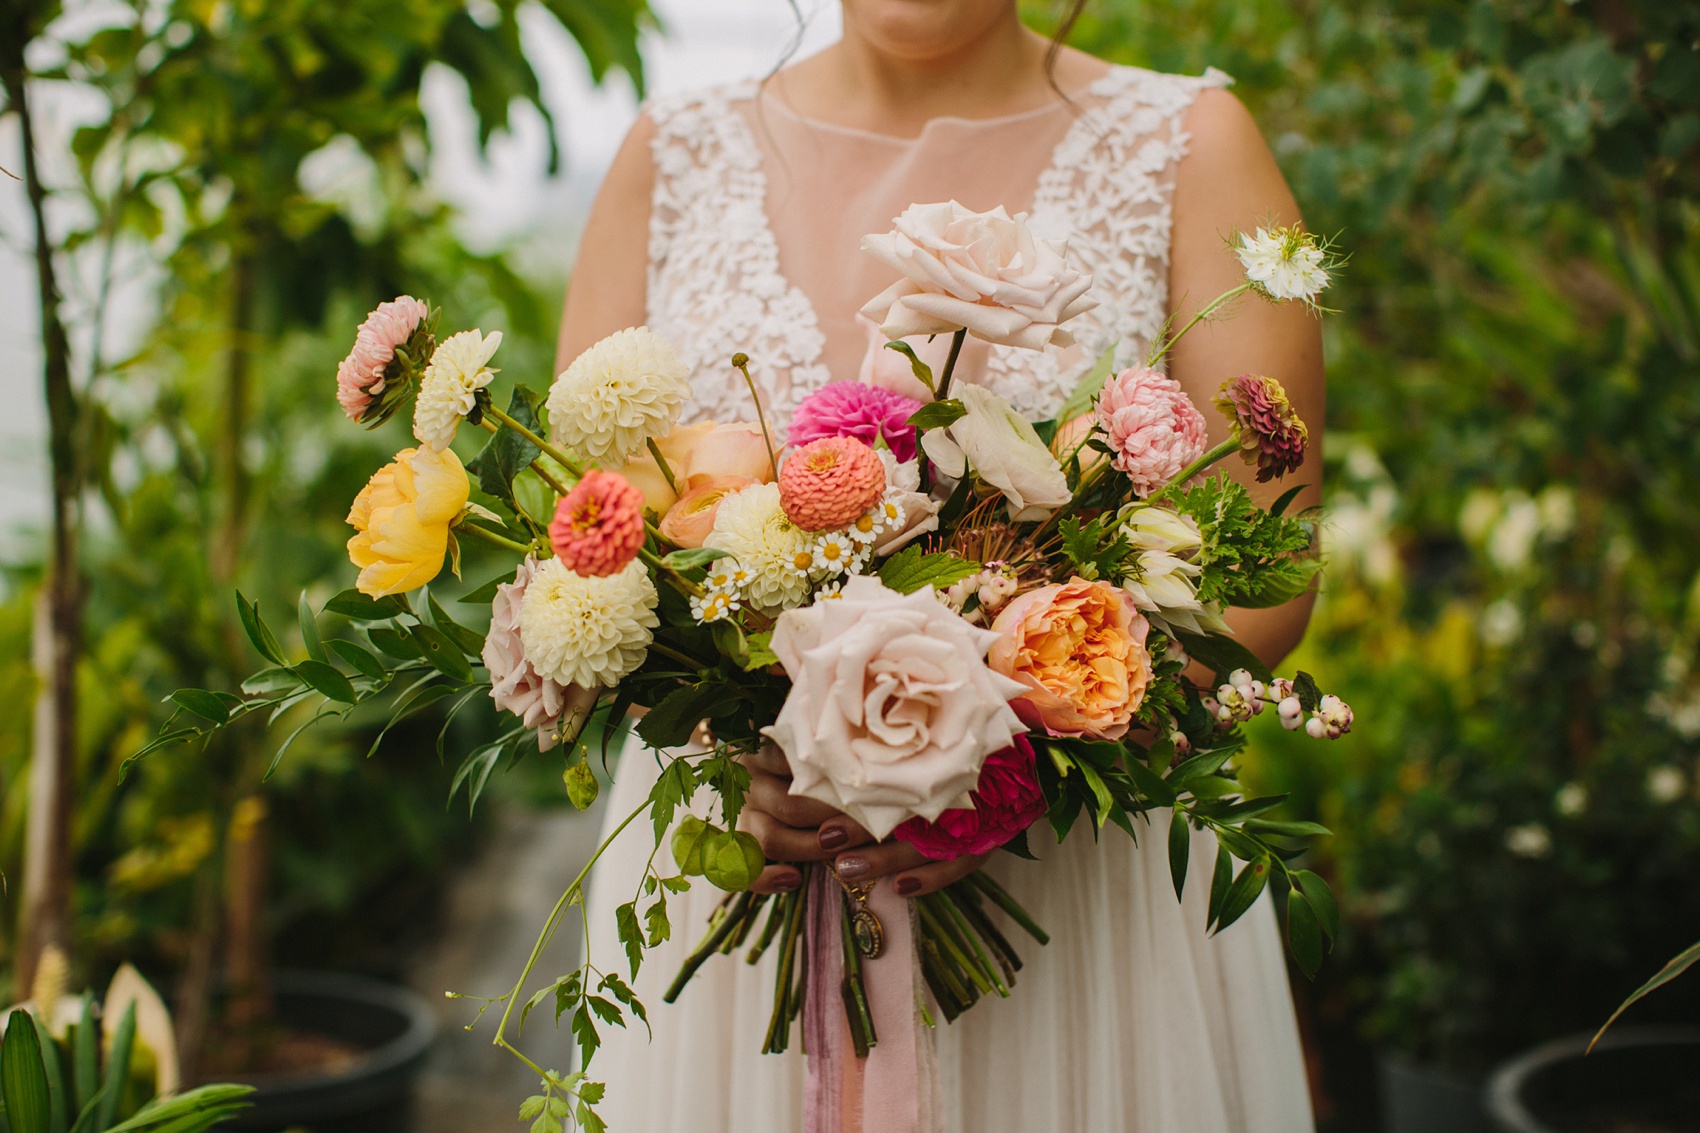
789, 381, 924, 463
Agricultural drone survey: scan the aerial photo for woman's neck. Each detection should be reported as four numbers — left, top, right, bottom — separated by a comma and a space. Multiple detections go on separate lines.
773, 15, 1087, 139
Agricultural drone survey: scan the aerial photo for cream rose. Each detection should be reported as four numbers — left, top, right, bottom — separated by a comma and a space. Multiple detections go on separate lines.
860, 201, 1096, 351
763, 575, 1028, 840
920, 383, 1072, 521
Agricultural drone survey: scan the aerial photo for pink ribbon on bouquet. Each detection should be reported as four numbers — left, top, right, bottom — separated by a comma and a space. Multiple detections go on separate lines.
803, 869, 939, 1133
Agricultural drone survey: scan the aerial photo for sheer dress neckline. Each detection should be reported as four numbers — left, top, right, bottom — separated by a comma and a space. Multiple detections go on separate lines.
755, 80, 1092, 145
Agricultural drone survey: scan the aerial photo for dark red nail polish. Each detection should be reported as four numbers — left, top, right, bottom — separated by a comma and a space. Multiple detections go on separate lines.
772, 871, 801, 892
819, 826, 848, 850
895, 877, 922, 897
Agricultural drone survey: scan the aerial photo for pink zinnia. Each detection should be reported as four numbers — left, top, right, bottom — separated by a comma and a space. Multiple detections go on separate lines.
789, 382, 924, 463
894, 736, 1045, 860
1214, 374, 1309, 483
777, 437, 886, 532
337, 296, 429, 422
549, 470, 647, 577
1095, 366, 1209, 497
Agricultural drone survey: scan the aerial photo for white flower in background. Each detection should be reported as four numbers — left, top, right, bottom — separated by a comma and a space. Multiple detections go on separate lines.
413, 329, 501, 450
1235, 225, 1332, 307
1647, 765, 1688, 804
518, 558, 659, 688
547, 326, 691, 465
877, 449, 922, 494
1505, 823, 1553, 859
1479, 599, 1523, 647
860, 201, 1097, 351
921, 383, 1071, 521
703, 482, 815, 614
1554, 782, 1589, 817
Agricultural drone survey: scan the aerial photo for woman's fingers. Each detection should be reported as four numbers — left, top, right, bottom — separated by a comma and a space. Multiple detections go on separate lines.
886, 851, 992, 898
740, 743, 792, 778
746, 770, 840, 830
831, 840, 932, 886
749, 862, 803, 895
741, 806, 834, 864
817, 815, 874, 853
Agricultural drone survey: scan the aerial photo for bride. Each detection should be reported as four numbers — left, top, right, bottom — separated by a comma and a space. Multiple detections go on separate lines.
558, 2, 1323, 1130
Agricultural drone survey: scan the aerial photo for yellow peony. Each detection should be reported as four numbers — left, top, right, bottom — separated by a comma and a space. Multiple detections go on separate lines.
347, 446, 470, 597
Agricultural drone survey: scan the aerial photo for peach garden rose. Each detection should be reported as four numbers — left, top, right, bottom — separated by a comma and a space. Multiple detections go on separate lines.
988, 578, 1153, 740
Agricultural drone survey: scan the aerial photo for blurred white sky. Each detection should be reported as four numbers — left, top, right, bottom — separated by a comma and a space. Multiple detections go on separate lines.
0, 0, 842, 542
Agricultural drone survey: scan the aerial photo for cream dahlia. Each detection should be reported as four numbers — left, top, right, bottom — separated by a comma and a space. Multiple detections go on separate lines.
547, 327, 691, 466
517, 558, 659, 689
413, 329, 502, 450
703, 482, 815, 614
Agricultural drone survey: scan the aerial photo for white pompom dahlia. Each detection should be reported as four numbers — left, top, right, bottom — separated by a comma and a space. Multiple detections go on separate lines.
414, 330, 501, 450
547, 326, 692, 465
518, 558, 659, 689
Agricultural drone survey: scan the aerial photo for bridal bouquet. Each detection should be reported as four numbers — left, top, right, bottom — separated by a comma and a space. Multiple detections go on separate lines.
140, 201, 1349, 1131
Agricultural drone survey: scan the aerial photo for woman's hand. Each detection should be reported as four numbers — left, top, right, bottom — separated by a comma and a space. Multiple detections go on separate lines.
739, 744, 992, 898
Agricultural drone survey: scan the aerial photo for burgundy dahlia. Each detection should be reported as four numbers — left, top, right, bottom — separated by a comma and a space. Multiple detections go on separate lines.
893, 735, 1045, 861
1214, 374, 1308, 482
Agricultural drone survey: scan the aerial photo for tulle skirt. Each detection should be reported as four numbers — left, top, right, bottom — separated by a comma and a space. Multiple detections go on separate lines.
583, 741, 1315, 1133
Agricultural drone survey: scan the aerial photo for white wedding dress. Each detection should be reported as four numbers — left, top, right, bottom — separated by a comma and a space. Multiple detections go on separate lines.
581, 65, 1316, 1133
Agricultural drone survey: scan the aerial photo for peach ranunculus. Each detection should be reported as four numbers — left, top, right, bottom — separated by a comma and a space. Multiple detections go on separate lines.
658, 476, 753, 549
612, 421, 775, 514
860, 201, 1097, 352
346, 446, 470, 597
988, 578, 1153, 740
764, 575, 1028, 840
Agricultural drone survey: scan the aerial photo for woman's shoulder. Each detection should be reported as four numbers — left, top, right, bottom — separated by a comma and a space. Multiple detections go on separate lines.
1085, 60, 1236, 115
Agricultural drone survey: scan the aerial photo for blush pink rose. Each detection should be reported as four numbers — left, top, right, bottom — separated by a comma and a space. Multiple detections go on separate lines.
893, 735, 1045, 860
336, 296, 428, 422
483, 558, 598, 751
988, 578, 1153, 740
658, 476, 754, 549
1095, 366, 1209, 497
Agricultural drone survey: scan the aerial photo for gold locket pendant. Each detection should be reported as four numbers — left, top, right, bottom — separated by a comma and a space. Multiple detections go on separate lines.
837, 874, 885, 959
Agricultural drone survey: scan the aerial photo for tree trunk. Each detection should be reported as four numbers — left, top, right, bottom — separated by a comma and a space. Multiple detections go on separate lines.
6, 48, 83, 999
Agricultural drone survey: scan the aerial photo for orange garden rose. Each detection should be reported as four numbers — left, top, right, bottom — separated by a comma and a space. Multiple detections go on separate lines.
987, 578, 1152, 739
346, 445, 470, 597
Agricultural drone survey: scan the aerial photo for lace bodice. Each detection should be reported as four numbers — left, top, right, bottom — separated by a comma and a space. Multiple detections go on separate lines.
644, 64, 1232, 430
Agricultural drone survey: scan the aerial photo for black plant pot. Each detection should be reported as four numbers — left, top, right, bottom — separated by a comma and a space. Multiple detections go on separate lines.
1378, 1053, 1496, 1133
1484, 1026, 1700, 1133
220, 970, 437, 1133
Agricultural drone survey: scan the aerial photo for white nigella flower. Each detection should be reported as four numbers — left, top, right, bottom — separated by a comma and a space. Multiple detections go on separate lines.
703, 482, 816, 614
517, 558, 659, 688
1235, 225, 1333, 308
547, 326, 692, 465
413, 329, 501, 450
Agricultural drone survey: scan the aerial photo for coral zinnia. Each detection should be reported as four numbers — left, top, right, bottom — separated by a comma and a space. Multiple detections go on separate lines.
1214, 374, 1309, 483
777, 437, 886, 532
789, 381, 924, 463
1095, 366, 1208, 497
549, 469, 647, 577
893, 736, 1045, 860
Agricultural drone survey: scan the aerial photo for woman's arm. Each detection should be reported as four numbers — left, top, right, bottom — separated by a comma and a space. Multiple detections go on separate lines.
554, 114, 658, 373
1168, 88, 1326, 671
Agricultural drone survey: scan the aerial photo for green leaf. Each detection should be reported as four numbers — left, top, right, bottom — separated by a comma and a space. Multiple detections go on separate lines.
466, 386, 546, 509
1290, 870, 1340, 941
71, 995, 97, 1117
368, 681, 456, 759
877, 546, 982, 595
1166, 747, 1235, 789
742, 632, 780, 672
1213, 855, 1270, 933
102, 1084, 253, 1132
291, 660, 357, 704
564, 760, 600, 810
240, 667, 302, 696
1244, 818, 1332, 839
428, 594, 487, 656
1232, 558, 1322, 608
670, 816, 715, 876
92, 1004, 135, 1132
571, 1004, 601, 1070
615, 902, 644, 976
882, 340, 935, 391
1168, 808, 1191, 901
1125, 755, 1176, 807
1293, 671, 1323, 713
659, 547, 732, 571
367, 626, 423, 660
701, 830, 765, 892
1269, 483, 1308, 517
409, 625, 474, 681
458, 574, 511, 606
636, 684, 721, 749
31, 1016, 65, 1133
3, 1012, 51, 1133
450, 741, 505, 814
1206, 843, 1234, 930
1593, 939, 1700, 1051
167, 689, 231, 725
1174, 631, 1272, 684
1286, 891, 1324, 979
327, 639, 388, 681
235, 592, 286, 666
298, 592, 326, 662
906, 399, 967, 431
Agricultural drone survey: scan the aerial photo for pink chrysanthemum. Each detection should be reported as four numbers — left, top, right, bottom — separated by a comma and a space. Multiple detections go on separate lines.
337, 296, 429, 422
1214, 374, 1309, 483
789, 382, 924, 463
1095, 366, 1208, 497
549, 470, 647, 577
893, 736, 1045, 860
777, 437, 886, 532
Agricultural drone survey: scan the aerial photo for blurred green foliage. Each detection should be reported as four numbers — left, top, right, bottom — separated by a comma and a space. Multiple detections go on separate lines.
0, 0, 648, 1013
1035, 0, 1700, 1072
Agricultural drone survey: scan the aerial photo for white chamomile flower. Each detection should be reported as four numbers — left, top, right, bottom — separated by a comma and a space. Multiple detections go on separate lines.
847, 509, 883, 545
1234, 226, 1333, 308
705, 564, 739, 593
812, 531, 858, 576
875, 494, 907, 529
547, 326, 691, 465
413, 329, 502, 450
816, 580, 845, 600
690, 590, 739, 624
